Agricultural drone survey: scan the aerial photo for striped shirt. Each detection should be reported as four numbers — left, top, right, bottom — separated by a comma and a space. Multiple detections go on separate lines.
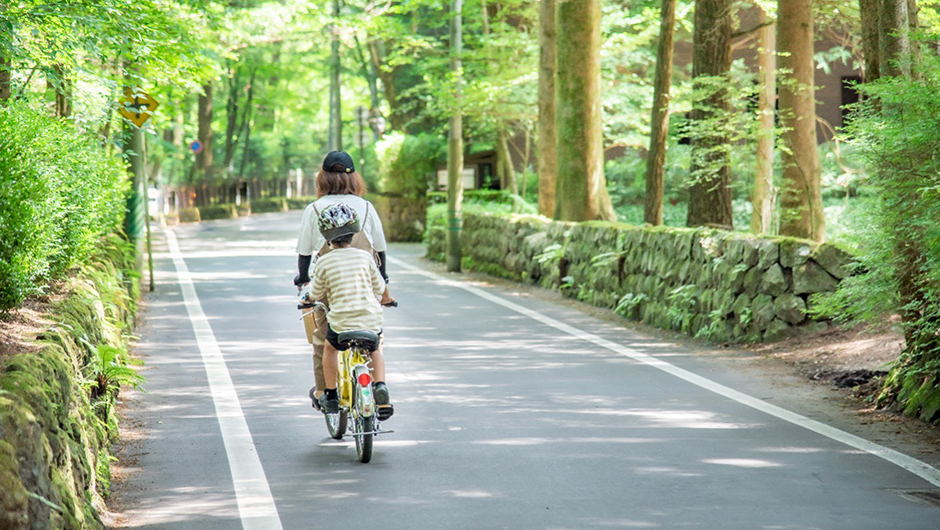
309, 248, 386, 333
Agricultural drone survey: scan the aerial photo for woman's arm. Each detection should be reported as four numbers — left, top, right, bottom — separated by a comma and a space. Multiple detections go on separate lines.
294, 254, 312, 286
377, 251, 388, 283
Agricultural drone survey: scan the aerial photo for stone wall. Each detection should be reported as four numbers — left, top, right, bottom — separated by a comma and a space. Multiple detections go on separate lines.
368, 194, 427, 242
426, 212, 854, 342
0, 237, 138, 529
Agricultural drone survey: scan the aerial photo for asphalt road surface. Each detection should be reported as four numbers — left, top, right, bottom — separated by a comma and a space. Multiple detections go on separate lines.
110, 211, 940, 530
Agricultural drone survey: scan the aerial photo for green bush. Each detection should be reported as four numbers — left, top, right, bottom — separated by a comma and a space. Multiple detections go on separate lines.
197, 203, 238, 220
250, 197, 288, 213
287, 196, 316, 210
0, 101, 128, 311
375, 132, 446, 197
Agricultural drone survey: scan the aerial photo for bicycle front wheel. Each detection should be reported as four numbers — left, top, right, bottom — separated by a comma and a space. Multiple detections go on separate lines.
325, 410, 347, 439
355, 415, 374, 463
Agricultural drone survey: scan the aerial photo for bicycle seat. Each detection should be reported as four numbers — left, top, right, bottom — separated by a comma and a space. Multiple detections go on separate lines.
337, 330, 380, 352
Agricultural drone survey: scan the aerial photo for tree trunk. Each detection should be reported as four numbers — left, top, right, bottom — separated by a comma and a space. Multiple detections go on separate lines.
53, 64, 71, 118
329, 0, 342, 150
369, 40, 406, 132
537, 0, 557, 217
239, 110, 253, 179
554, 0, 616, 222
446, 0, 464, 272
860, 0, 881, 81
686, 0, 733, 229
223, 65, 242, 170
880, 0, 912, 78
497, 127, 516, 195
751, 8, 776, 234
778, 0, 825, 240
354, 35, 383, 141
197, 83, 214, 182
643, 0, 677, 226
0, 56, 10, 103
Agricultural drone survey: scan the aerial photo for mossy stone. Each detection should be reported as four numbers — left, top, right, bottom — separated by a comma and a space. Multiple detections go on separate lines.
743, 267, 762, 296
779, 239, 812, 268
759, 264, 788, 297
0, 440, 29, 529
773, 294, 807, 325
793, 261, 839, 294
763, 318, 792, 342
752, 294, 776, 329
810, 244, 853, 280
732, 293, 752, 320
757, 240, 779, 270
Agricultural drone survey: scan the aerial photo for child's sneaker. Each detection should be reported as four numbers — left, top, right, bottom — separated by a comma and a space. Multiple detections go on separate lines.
374, 382, 394, 421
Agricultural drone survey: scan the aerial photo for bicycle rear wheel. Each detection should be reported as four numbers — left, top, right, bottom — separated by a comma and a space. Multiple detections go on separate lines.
355, 415, 374, 463
325, 410, 347, 439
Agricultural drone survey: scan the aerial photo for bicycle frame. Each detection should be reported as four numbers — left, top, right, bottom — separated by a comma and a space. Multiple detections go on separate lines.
337, 345, 375, 421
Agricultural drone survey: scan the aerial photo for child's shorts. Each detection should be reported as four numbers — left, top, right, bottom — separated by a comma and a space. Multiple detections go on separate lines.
326, 324, 383, 352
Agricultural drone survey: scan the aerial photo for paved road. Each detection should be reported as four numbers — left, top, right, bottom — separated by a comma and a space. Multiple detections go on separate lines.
111, 211, 940, 530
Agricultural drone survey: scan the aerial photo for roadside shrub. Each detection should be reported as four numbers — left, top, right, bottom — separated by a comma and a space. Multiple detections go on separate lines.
250, 197, 288, 213
375, 132, 446, 197
197, 203, 238, 220
0, 101, 127, 311
287, 196, 316, 210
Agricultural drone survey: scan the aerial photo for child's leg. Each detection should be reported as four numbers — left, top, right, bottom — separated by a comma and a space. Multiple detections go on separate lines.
370, 343, 386, 382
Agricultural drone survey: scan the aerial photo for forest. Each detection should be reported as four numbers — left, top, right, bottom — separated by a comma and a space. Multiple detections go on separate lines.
0, 0, 939, 422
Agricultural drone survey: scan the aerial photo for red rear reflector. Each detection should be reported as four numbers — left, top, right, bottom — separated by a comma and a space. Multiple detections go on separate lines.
358, 373, 372, 387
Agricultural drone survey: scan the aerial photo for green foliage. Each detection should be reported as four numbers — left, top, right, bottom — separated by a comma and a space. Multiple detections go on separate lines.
249, 197, 288, 213
810, 51, 940, 421
197, 203, 239, 220
0, 100, 128, 311
375, 132, 446, 196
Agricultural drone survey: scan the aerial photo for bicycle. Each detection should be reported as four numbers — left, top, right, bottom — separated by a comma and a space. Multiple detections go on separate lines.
298, 300, 395, 463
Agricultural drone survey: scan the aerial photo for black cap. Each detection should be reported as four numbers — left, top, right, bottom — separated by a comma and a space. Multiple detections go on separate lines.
322, 151, 355, 173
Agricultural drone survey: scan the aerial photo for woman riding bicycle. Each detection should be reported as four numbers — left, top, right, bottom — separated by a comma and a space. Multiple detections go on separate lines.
294, 151, 393, 410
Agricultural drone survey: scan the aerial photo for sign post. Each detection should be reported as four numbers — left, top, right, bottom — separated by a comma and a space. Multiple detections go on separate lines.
121, 87, 159, 291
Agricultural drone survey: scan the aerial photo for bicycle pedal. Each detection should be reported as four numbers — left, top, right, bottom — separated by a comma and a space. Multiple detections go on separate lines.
377, 404, 394, 421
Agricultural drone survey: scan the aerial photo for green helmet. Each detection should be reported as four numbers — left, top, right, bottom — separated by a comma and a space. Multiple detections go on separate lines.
317, 203, 361, 242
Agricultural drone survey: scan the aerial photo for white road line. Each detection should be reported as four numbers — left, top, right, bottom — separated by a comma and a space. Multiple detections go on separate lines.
166, 229, 284, 530
390, 257, 940, 488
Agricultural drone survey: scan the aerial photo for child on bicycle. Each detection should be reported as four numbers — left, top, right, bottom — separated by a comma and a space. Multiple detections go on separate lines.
306, 202, 395, 420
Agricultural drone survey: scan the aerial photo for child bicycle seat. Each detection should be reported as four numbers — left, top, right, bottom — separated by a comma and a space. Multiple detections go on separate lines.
337, 330, 380, 352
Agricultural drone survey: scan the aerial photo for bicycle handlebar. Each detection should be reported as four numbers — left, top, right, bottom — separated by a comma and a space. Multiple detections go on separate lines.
297, 300, 398, 310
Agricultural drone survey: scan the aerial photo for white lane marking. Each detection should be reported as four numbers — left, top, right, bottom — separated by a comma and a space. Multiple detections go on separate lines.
389, 257, 940, 488
166, 229, 284, 530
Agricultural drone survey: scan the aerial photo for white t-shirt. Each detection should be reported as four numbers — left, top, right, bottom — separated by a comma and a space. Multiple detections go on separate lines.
295, 195, 388, 257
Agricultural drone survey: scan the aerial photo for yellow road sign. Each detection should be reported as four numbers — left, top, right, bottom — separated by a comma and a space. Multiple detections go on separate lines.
120, 88, 159, 127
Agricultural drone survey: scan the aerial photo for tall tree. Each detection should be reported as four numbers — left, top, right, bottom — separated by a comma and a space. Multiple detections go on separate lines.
643, 0, 677, 226
859, 0, 881, 81
446, 0, 464, 272
196, 83, 214, 182
686, 0, 733, 229
751, 7, 776, 234
0, 56, 11, 103
329, 0, 342, 150
778, 0, 825, 240
52, 64, 71, 118
537, 0, 556, 217
497, 127, 516, 195
554, 0, 616, 222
